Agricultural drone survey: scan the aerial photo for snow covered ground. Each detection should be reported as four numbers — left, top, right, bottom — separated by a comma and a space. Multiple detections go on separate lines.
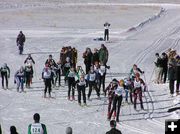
0, 1, 180, 134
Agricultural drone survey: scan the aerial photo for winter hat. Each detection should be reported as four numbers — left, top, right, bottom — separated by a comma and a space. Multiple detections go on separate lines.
33, 113, 40, 123
110, 120, 116, 128
66, 127, 72, 134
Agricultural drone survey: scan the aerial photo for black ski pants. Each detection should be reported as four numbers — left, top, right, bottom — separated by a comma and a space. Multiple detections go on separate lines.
68, 77, 75, 97
169, 79, 175, 95
1, 72, 8, 88
77, 85, 86, 104
88, 81, 100, 98
104, 29, 109, 41
44, 78, 52, 95
109, 95, 123, 121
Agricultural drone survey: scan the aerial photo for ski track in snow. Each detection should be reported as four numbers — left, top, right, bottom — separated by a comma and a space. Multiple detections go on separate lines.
0, 1, 180, 134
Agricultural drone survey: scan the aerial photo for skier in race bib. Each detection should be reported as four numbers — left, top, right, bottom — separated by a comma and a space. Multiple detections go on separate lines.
108, 80, 124, 122
86, 66, 100, 100
129, 64, 144, 81
24, 63, 33, 88
133, 73, 145, 110
28, 113, 47, 134
0, 63, 10, 89
104, 79, 119, 119
77, 75, 87, 106
42, 65, 53, 98
14, 66, 25, 92
66, 67, 78, 101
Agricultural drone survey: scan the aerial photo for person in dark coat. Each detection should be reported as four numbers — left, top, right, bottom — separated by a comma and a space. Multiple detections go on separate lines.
10, 126, 18, 134
92, 48, 99, 65
83, 48, 93, 74
168, 57, 176, 96
16, 31, 25, 54
106, 120, 122, 134
175, 55, 180, 95
161, 52, 168, 83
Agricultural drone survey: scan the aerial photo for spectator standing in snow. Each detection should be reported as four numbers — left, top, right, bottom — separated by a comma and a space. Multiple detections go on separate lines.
104, 22, 110, 41
66, 127, 72, 134
28, 113, 47, 134
10, 126, 18, 134
16, 31, 25, 55
106, 120, 122, 134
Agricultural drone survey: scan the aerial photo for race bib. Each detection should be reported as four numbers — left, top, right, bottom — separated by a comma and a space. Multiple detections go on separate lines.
89, 73, 96, 81
134, 80, 141, 88
31, 123, 44, 134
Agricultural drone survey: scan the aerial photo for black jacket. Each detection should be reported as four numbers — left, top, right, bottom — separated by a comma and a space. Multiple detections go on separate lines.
106, 128, 122, 134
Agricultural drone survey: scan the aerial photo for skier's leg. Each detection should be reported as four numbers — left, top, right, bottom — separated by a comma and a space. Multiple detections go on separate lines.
176, 79, 180, 94
48, 79, 52, 97
108, 97, 112, 116
1, 74, 4, 88
102, 75, 105, 93
72, 83, 75, 100
94, 82, 100, 97
139, 89, 144, 109
88, 82, 92, 99
5, 74, 8, 88
109, 96, 117, 120
107, 29, 109, 41
116, 96, 123, 122
68, 80, 71, 99
82, 86, 86, 104
44, 80, 48, 97
169, 80, 175, 95
134, 90, 137, 109
77, 86, 81, 104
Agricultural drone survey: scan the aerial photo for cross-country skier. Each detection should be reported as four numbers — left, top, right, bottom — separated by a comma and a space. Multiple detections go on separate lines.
63, 57, 72, 83
0, 63, 10, 89
124, 77, 133, 103
14, 66, 25, 92
42, 64, 53, 98
104, 22, 110, 41
45, 54, 57, 68
133, 73, 145, 110
77, 75, 87, 106
98, 62, 107, 94
108, 80, 124, 122
28, 113, 47, 134
54, 60, 62, 87
129, 64, 144, 81
16, 31, 25, 55
104, 79, 119, 119
66, 67, 78, 100
86, 66, 100, 100
24, 54, 35, 65
24, 63, 33, 88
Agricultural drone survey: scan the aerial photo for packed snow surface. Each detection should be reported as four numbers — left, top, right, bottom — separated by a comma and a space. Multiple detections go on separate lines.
0, 0, 180, 134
